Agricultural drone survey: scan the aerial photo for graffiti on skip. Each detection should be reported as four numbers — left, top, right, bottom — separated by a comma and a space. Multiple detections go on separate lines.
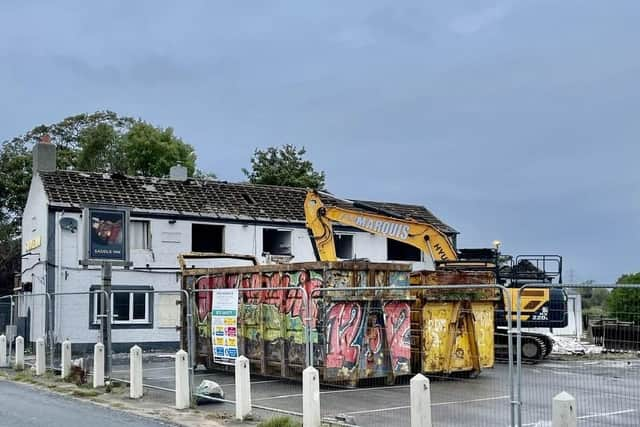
326, 302, 365, 370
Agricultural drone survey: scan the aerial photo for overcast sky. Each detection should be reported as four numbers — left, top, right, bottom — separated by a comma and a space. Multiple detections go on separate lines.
1, 1, 638, 282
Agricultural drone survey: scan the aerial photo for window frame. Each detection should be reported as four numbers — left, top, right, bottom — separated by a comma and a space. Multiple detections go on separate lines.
130, 220, 151, 250
89, 285, 153, 329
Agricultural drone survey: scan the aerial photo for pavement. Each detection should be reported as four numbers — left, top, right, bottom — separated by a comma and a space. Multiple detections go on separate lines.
108, 355, 640, 427
0, 380, 175, 427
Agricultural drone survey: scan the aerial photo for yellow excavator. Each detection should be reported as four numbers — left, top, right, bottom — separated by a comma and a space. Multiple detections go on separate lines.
304, 190, 567, 362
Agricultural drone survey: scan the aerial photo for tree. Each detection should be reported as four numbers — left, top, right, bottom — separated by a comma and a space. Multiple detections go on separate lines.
122, 122, 196, 177
607, 273, 640, 322
242, 145, 325, 189
0, 111, 204, 293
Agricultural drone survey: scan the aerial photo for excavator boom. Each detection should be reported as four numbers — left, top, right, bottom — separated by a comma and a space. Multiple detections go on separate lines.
304, 190, 457, 262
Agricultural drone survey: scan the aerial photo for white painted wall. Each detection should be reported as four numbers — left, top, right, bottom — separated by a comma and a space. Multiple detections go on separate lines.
20, 175, 49, 341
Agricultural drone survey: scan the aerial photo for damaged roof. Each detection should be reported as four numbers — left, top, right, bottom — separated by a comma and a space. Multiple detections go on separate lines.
38, 170, 457, 234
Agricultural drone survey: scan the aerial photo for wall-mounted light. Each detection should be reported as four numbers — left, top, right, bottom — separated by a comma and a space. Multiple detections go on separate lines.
168, 219, 176, 224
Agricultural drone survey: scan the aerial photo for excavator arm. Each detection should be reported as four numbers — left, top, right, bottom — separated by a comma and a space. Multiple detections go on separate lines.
304, 190, 457, 262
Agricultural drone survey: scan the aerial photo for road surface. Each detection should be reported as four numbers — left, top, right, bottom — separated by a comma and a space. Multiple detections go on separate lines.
0, 380, 174, 427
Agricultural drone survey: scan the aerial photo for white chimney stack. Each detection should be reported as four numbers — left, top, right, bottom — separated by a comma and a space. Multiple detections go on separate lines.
169, 164, 188, 181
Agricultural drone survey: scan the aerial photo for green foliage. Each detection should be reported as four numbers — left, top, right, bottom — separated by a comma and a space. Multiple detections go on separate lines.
257, 416, 302, 427
606, 273, 640, 322
242, 144, 325, 189
122, 122, 196, 177
76, 123, 127, 173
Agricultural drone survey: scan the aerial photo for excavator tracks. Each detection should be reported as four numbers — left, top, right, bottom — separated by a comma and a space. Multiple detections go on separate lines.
494, 330, 554, 363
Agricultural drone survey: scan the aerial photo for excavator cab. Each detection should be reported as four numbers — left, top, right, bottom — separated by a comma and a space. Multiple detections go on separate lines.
497, 255, 568, 329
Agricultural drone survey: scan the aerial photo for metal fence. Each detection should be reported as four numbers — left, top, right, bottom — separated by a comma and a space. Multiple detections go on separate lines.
516, 283, 640, 427
4, 282, 640, 426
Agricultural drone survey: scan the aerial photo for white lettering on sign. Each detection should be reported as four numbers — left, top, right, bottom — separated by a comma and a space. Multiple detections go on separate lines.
354, 216, 410, 240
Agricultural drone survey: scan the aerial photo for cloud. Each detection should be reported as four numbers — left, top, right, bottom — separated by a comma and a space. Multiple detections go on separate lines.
449, 1, 515, 34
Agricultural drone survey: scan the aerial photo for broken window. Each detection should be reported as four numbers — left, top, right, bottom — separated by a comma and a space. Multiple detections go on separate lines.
335, 234, 354, 259
262, 228, 292, 255
192, 224, 224, 253
387, 239, 422, 262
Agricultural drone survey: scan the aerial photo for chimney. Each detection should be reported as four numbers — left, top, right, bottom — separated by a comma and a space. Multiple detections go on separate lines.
169, 164, 188, 181
32, 135, 57, 174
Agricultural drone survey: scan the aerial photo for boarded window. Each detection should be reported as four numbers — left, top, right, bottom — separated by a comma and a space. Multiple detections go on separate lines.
387, 239, 422, 261
263, 229, 292, 255
192, 224, 224, 253
335, 234, 354, 259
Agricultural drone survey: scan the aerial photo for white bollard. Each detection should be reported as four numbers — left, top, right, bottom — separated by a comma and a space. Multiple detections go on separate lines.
175, 349, 190, 409
93, 343, 105, 388
15, 336, 24, 370
0, 335, 6, 368
35, 338, 46, 376
552, 391, 577, 427
303, 366, 321, 427
235, 355, 252, 420
61, 340, 72, 378
410, 374, 432, 427
130, 345, 143, 399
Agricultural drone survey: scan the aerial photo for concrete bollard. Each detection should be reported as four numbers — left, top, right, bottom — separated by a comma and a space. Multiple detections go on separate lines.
61, 340, 72, 378
93, 343, 105, 388
35, 338, 46, 376
15, 336, 24, 370
410, 374, 432, 427
130, 345, 143, 399
235, 355, 252, 420
552, 391, 577, 427
303, 366, 321, 427
0, 335, 6, 368
175, 349, 189, 409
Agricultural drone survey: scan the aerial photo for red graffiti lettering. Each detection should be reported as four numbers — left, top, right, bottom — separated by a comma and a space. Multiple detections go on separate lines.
383, 302, 411, 373
326, 303, 363, 369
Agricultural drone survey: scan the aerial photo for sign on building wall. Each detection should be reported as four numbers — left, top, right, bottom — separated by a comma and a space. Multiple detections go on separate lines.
84, 207, 129, 264
211, 289, 239, 365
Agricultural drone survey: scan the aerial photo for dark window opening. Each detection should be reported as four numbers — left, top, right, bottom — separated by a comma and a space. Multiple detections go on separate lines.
335, 234, 354, 259
113, 292, 130, 321
387, 239, 421, 261
192, 224, 224, 252
263, 229, 292, 255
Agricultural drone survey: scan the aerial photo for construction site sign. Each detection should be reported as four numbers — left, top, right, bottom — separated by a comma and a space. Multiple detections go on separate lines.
212, 288, 239, 365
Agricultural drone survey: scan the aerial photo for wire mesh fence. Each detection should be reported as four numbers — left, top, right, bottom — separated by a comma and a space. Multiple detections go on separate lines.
517, 283, 640, 427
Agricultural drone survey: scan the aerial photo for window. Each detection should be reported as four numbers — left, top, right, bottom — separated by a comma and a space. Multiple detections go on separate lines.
262, 229, 292, 255
335, 234, 354, 259
130, 220, 151, 250
90, 286, 152, 328
387, 239, 422, 262
192, 224, 224, 252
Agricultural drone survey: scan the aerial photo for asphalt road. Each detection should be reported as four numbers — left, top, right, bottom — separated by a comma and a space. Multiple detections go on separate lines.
0, 380, 174, 427
109, 355, 640, 427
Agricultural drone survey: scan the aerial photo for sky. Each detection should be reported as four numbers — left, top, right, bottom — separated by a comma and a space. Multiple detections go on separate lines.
1, 1, 639, 283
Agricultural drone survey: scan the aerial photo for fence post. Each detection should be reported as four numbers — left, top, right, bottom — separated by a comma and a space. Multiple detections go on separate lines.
175, 349, 189, 409
303, 366, 321, 427
410, 374, 432, 427
0, 335, 6, 368
35, 338, 46, 376
61, 339, 72, 378
235, 355, 251, 420
130, 345, 143, 399
93, 343, 105, 388
15, 336, 24, 370
552, 391, 577, 427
